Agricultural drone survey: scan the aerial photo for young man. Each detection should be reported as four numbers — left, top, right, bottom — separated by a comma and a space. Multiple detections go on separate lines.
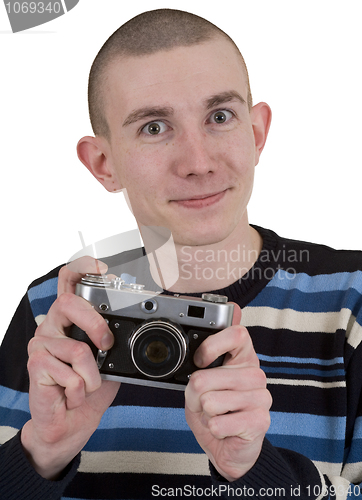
1, 8, 362, 500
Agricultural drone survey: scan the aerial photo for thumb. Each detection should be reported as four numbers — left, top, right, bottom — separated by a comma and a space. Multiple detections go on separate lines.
231, 302, 242, 326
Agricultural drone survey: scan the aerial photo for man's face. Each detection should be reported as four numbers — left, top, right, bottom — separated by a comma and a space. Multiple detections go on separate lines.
103, 38, 263, 247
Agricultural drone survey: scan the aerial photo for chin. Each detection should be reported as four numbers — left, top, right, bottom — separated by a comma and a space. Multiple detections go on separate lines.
174, 227, 233, 247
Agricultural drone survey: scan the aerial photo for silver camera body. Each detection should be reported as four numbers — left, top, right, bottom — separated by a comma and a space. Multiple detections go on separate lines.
69, 274, 234, 390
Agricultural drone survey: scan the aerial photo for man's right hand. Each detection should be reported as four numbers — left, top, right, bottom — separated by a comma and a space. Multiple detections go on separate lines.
21, 257, 120, 480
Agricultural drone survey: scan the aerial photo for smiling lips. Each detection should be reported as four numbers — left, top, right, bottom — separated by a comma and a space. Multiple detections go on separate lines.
172, 189, 228, 209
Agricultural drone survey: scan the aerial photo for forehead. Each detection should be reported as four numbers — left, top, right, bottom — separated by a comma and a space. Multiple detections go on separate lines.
103, 38, 248, 126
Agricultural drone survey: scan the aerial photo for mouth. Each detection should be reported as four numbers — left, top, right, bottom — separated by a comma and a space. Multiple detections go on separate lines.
171, 189, 228, 209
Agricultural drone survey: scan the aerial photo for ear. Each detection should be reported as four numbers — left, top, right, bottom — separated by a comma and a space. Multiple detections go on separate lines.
77, 136, 123, 192
250, 102, 272, 166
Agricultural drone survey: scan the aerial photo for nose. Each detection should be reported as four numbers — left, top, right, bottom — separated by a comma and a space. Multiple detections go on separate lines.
174, 130, 216, 178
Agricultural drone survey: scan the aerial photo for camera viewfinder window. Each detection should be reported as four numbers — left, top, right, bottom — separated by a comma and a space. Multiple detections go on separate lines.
187, 306, 205, 319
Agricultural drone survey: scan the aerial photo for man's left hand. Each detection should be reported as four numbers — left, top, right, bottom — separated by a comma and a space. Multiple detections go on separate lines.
185, 305, 272, 481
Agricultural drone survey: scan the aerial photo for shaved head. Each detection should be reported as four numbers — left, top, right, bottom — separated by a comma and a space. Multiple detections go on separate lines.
88, 9, 253, 139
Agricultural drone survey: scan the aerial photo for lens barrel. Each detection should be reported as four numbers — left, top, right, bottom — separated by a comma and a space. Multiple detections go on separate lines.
130, 320, 187, 379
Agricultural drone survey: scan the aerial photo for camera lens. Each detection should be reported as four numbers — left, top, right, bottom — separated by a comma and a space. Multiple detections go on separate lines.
145, 341, 169, 364
130, 320, 187, 379
145, 340, 169, 363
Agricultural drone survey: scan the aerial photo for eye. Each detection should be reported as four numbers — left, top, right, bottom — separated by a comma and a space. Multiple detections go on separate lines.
141, 121, 168, 135
210, 109, 234, 124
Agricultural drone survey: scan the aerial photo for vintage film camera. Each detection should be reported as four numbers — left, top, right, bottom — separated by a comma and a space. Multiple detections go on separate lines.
69, 274, 234, 390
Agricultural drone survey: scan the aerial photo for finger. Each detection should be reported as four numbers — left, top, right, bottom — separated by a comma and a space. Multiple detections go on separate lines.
199, 388, 272, 419
28, 346, 91, 411
206, 407, 271, 441
58, 257, 108, 296
186, 366, 267, 413
37, 293, 114, 351
28, 335, 102, 394
194, 324, 258, 369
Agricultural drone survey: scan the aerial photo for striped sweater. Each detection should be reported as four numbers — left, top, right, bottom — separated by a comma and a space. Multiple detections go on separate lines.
1, 225, 362, 499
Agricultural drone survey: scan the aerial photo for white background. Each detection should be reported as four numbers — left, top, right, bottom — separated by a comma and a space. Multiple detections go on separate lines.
0, 0, 361, 342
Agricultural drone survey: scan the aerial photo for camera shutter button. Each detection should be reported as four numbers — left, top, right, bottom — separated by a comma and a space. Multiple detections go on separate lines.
201, 293, 228, 303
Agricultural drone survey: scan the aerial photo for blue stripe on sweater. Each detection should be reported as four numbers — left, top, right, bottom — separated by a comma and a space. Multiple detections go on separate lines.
267, 270, 362, 294
0, 406, 30, 429
0, 386, 31, 429
27, 277, 58, 318
27, 295, 57, 319
0, 386, 29, 412
98, 405, 189, 431
28, 277, 58, 300
268, 412, 346, 439
352, 417, 362, 439
249, 287, 362, 314
84, 428, 203, 454
346, 439, 362, 464
258, 354, 344, 366
99, 407, 346, 440
267, 434, 344, 463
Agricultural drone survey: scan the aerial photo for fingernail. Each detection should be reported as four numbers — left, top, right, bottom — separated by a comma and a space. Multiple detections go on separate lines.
95, 260, 108, 273
193, 351, 203, 367
101, 331, 114, 350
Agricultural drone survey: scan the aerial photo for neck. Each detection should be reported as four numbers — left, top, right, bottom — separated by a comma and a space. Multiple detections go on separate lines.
140, 216, 263, 293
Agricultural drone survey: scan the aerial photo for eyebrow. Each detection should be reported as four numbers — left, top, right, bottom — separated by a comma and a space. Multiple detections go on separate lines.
122, 90, 246, 128
123, 106, 174, 127
204, 90, 246, 109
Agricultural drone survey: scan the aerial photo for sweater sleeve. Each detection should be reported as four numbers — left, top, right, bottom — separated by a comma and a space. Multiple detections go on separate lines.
209, 439, 324, 499
0, 274, 81, 499
0, 430, 80, 500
